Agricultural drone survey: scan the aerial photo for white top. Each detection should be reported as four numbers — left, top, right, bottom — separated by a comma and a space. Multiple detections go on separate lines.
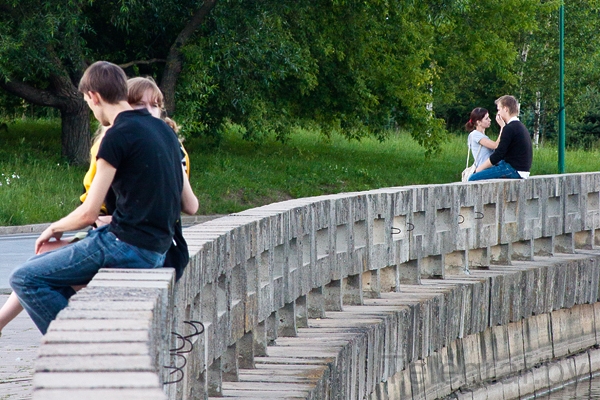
468, 130, 494, 167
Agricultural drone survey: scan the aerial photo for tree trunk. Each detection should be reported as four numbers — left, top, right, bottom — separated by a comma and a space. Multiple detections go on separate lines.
160, 0, 218, 115
60, 99, 91, 165
533, 91, 541, 148
0, 76, 91, 165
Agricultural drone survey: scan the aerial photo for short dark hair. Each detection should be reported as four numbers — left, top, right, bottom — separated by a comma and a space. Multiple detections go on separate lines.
78, 61, 128, 104
495, 95, 519, 116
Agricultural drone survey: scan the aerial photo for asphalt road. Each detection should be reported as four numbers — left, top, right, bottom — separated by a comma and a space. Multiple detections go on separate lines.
0, 234, 38, 292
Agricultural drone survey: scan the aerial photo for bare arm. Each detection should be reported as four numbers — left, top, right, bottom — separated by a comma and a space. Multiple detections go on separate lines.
495, 114, 505, 144
181, 167, 199, 215
35, 159, 116, 254
478, 137, 499, 150
475, 158, 493, 173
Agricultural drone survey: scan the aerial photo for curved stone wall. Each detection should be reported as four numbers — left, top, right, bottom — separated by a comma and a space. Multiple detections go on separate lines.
33, 173, 600, 399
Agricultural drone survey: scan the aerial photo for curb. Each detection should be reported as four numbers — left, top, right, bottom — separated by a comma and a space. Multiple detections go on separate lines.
0, 215, 225, 236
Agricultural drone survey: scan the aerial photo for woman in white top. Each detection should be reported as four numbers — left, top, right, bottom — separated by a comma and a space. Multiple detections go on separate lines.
465, 107, 504, 167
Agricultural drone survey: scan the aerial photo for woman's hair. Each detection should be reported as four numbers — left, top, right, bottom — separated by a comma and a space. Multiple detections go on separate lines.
127, 77, 180, 133
127, 77, 164, 110
464, 107, 488, 131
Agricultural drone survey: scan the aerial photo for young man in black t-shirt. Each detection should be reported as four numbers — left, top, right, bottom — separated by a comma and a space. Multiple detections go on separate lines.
9, 61, 198, 334
469, 95, 533, 181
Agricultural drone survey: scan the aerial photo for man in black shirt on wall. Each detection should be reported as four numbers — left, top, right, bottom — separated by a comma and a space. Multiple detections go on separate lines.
469, 95, 533, 181
9, 61, 198, 334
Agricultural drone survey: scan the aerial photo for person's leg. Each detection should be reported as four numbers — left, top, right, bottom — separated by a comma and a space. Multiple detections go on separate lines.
0, 237, 82, 336
0, 292, 24, 335
9, 226, 165, 334
468, 160, 521, 181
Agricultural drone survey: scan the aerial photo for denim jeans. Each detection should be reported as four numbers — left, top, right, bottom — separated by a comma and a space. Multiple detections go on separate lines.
9, 225, 165, 334
468, 160, 522, 181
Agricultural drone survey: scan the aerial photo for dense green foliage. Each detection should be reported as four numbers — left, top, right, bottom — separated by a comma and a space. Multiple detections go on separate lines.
2, 0, 600, 155
518, 0, 600, 146
174, 0, 552, 152
2, 120, 600, 226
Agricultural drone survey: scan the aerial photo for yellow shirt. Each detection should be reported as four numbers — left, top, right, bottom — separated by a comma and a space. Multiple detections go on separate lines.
80, 135, 190, 214
79, 137, 105, 212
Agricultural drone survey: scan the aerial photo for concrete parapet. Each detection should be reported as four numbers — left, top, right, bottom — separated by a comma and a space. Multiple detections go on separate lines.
31, 173, 600, 399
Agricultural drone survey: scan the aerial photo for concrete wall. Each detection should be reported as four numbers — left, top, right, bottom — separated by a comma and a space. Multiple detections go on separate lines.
32, 173, 600, 399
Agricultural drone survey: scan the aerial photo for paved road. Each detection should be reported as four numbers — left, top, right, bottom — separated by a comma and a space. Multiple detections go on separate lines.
0, 294, 41, 400
0, 233, 41, 399
0, 234, 37, 292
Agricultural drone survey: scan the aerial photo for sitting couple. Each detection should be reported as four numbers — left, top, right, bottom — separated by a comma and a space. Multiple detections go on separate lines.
466, 95, 533, 181
0, 61, 199, 336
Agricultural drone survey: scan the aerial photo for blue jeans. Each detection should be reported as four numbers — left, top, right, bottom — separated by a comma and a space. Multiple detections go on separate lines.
468, 160, 522, 181
9, 226, 165, 334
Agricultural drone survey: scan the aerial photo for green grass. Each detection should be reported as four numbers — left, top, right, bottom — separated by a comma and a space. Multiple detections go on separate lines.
1, 119, 600, 225
0, 120, 86, 225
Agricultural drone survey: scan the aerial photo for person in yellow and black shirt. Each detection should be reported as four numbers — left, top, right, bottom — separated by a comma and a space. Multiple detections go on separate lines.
1, 75, 196, 336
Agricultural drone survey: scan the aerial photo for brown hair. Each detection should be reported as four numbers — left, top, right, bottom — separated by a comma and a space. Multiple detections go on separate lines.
127, 77, 164, 109
78, 61, 128, 104
127, 77, 180, 133
495, 95, 519, 116
464, 107, 488, 131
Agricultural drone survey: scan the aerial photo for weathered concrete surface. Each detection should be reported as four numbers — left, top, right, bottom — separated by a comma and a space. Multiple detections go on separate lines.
28, 174, 600, 399
0, 294, 41, 400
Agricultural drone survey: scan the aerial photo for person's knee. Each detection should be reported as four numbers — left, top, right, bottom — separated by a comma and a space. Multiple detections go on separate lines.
8, 265, 25, 291
9, 263, 35, 291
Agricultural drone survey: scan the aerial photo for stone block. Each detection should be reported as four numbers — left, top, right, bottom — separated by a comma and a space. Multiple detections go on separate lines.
462, 334, 481, 386
33, 372, 161, 389
486, 380, 504, 400
563, 260, 579, 308
518, 370, 535, 399
502, 374, 520, 400
532, 364, 550, 397
507, 321, 525, 374
41, 330, 149, 344
409, 360, 426, 400
573, 351, 591, 381
32, 389, 167, 400
36, 355, 154, 373
589, 348, 600, 375
478, 328, 496, 382
577, 304, 598, 350
523, 313, 553, 368
447, 339, 466, 391
491, 324, 511, 378
420, 353, 438, 400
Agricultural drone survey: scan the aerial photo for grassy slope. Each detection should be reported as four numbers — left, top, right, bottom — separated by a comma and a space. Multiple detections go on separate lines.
1, 119, 599, 225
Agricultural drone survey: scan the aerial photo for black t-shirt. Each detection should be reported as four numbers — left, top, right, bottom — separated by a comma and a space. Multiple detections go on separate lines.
489, 120, 533, 172
97, 109, 183, 253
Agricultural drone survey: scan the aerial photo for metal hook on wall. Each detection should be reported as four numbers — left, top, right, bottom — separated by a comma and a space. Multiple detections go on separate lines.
163, 321, 205, 385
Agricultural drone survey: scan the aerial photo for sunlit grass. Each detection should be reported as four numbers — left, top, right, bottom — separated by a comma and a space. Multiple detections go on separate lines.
1, 119, 599, 225
0, 120, 85, 225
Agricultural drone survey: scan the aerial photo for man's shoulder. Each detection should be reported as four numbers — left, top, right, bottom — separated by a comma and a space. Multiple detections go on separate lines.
507, 120, 530, 135
111, 111, 172, 137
